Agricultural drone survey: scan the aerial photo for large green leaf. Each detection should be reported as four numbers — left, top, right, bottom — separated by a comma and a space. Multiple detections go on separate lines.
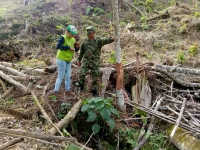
81, 104, 89, 112
92, 123, 100, 134
110, 107, 119, 116
100, 107, 111, 121
86, 111, 97, 122
66, 143, 80, 150
82, 99, 88, 105
106, 119, 115, 131
94, 97, 104, 103
93, 102, 104, 110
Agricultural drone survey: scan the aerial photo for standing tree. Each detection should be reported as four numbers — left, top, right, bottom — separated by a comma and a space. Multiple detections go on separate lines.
113, 0, 125, 111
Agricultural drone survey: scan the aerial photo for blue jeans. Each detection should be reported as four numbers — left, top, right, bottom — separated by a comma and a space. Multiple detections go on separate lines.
54, 58, 71, 92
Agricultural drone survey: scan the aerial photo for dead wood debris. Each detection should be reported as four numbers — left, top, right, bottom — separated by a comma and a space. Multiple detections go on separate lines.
0, 61, 200, 149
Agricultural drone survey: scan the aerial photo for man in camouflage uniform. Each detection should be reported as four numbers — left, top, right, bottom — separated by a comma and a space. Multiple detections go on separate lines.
77, 26, 114, 96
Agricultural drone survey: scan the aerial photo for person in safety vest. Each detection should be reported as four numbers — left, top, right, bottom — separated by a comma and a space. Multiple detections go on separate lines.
53, 25, 79, 95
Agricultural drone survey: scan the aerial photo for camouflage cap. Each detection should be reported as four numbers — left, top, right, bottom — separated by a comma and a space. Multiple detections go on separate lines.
86, 26, 95, 34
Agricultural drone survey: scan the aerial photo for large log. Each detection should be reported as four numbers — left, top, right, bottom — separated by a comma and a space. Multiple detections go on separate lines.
0, 64, 27, 77
0, 128, 75, 142
48, 99, 83, 135
0, 71, 28, 94
156, 65, 200, 75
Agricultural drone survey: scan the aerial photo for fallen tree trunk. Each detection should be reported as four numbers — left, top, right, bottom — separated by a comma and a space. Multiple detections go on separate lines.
0, 64, 27, 77
150, 66, 200, 88
48, 99, 83, 135
0, 138, 24, 150
0, 128, 75, 142
167, 126, 200, 150
0, 71, 28, 94
156, 65, 200, 75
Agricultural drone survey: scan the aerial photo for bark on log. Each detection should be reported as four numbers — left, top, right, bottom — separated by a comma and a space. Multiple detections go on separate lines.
48, 99, 82, 135
1, 86, 15, 99
156, 65, 200, 75
44, 65, 57, 73
147, 10, 170, 22
0, 71, 28, 94
0, 78, 7, 92
0, 138, 24, 150
150, 66, 200, 88
0, 64, 27, 77
0, 128, 75, 142
101, 67, 112, 97
126, 100, 200, 134
31, 91, 63, 136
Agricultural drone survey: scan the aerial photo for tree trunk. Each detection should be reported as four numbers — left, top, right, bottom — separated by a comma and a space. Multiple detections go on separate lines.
113, 0, 125, 111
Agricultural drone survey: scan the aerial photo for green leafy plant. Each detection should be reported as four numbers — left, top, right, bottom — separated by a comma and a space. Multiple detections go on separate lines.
194, 12, 200, 18
119, 21, 126, 27
57, 102, 71, 120
81, 97, 119, 134
179, 23, 187, 33
176, 50, 186, 64
119, 127, 139, 148
140, 15, 147, 23
142, 131, 169, 150
108, 50, 126, 64
49, 95, 57, 101
92, 7, 104, 17
134, 109, 147, 124
188, 43, 198, 57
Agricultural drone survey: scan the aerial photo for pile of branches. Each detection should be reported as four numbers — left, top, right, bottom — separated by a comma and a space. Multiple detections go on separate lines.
0, 60, 200, 149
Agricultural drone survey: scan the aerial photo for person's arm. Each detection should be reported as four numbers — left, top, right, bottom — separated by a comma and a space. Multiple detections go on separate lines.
77, 43, 85, 62
56, 36, 71, 50
99, 37, 114, 46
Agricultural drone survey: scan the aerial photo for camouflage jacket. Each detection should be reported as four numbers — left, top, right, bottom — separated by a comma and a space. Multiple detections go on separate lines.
78, 36, 114, 64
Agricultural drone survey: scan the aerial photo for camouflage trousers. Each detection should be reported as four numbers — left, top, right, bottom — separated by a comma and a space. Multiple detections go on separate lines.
79, 62, 100, 91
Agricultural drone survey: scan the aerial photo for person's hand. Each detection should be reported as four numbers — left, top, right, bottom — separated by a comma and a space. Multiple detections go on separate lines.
74, 42, 80, 48
70, 47, 75, 51
77, 62, 81, 67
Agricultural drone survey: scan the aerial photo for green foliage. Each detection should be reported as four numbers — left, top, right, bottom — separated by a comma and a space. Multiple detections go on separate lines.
145, 0, 154, 5
0, 32, 10, 40
86, 6, 104, 17
11, 23, 22, 30
134, 109, 147, 124
92, 7, 104, 17
119, 127, 139, 148
57, 102, 71, 120
56, 25, 63, 31
17, 58, 46, 68
106, 13, 112, 19
66, 143, 80, 150
86, 5, 93, 15
108, 50, 126, 64
81, 97, 119, 134
145, 0, 154, 13
119, 21, 126, 27
188, 43, 198, 57
141, 24, 149, 30
176, 50, 186, 64
140, 16, 147, 23
179, 23, 187, 33
49, 95, 56, 101
141, 132, 168, 150
194, 12, 200, 18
